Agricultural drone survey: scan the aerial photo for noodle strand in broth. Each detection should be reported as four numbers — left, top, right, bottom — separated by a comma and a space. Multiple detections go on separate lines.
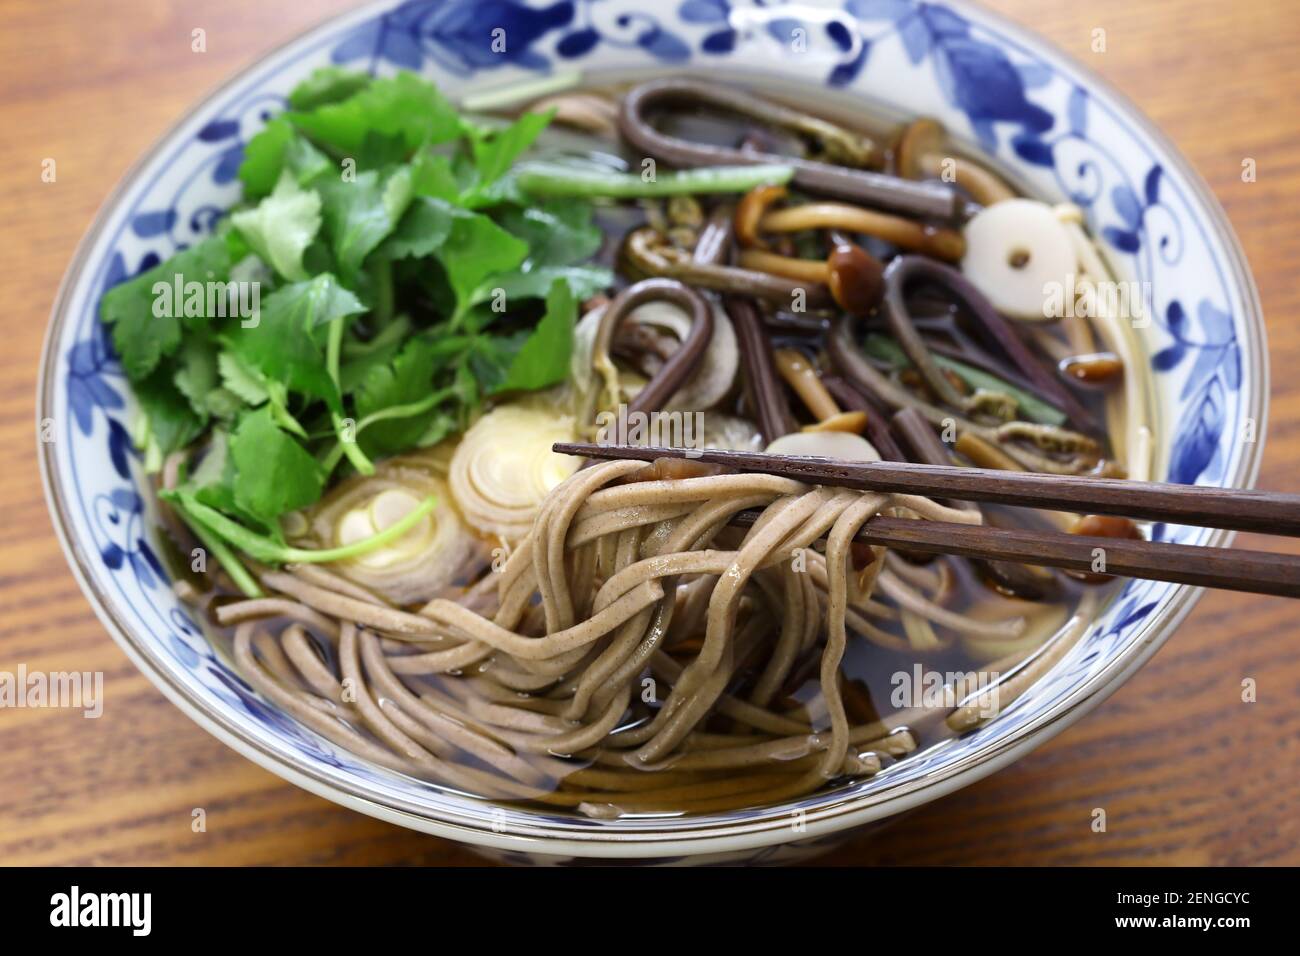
214, 458, 1088, 816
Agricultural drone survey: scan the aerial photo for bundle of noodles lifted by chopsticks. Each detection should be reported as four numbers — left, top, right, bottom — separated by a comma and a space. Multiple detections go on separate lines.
217, 455, 1088, 817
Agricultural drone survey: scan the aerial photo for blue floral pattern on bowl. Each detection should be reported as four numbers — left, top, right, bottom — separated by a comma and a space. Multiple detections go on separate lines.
41, 0, 1264, 862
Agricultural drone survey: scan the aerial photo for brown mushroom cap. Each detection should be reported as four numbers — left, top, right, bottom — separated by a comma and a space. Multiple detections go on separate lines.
826, 243, 884, 315
895, 118, 947, 180
894, 117, 1016, 207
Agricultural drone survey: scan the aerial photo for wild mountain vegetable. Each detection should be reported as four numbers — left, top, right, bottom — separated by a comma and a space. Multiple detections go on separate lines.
861, 334, 1067, 426
513, 160, 795, 198
99, 68, 611, 588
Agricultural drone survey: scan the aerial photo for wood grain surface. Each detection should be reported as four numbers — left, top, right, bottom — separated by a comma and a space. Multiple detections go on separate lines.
1, 0, 1296, 867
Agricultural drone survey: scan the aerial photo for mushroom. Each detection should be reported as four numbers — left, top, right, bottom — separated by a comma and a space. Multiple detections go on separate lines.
1060, 352, 1124, 387
960, 198, 1078, 322
821, 375, 909, 462
758, 201, 966, 261
737, 248, 830, 285
826, 243, 885, 315
619, 79, 966, 222
622, 226, 834, 310
804, 410, 871, 434
894, 117, 1016, 207
773, 348, 840, 420
732, 241, 883, 315
734, 184, 788, 249
771, 347, 877, 442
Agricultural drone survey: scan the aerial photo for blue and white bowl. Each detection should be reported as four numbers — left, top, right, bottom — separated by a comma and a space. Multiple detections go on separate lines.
39, 0, 1266, 864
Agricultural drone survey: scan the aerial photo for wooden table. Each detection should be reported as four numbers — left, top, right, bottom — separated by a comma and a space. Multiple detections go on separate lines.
1, 0, 1296, 866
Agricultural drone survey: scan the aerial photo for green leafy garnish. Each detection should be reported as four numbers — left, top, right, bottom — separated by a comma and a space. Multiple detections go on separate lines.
230, 171, 322, 280
226, 274, 365, 410
490, 280, 577, 395
239, 118, 333, 199
96, 68, 633, 572
318, 165, 413, 279
376, 197, 456, 261
462, 110, 554, 205
437, 209, 529, 321
352, 337, 448, 457
493, 200, 603, 268
164, 489, 437, 566
101, 236, 231, 379
287, 66, 373, 112
286, 71, 460, 157
228, 406, 325, 526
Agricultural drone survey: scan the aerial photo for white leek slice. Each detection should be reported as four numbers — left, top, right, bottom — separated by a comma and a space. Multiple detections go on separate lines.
303, 451, 476, 605
449, 405, 580, 540
334, 489, 434, 570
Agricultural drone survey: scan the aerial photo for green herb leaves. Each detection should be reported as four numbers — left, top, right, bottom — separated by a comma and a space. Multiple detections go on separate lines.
98, 69, 607, 567
319, 165, 414, 280
228, 406, 324, 526
286, 71, 460, 156
230, 171, 321, 281
490, 279, 577, 395
227, 274, 365, 411
438, 210, 529, 320
100, 236, 231, 380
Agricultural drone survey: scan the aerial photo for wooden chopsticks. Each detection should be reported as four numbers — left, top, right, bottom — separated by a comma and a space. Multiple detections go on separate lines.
554, 443, 1300, 599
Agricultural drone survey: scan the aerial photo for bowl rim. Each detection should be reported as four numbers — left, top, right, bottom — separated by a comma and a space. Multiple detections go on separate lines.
38, 0, 1268, 858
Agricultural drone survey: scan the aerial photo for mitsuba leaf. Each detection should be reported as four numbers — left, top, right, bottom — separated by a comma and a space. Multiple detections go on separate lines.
226, 274, 364, 411
238, 118, 332, 199
481, 265, 612, 305
216, 349, 269, 405
230, 170, 322, 281
171, 336, 221, 419
436, 210, 528, 316
353, 338, 445, 456
229, 406, 323, 526
409, 150, 461, 203
185, 428, 263, 530
287, 71, 460, 157
238, 118, 294, 200
318, 165, 413, 280
489, 279, 576, 394
376, 196, 456, 261
288, 66, 373, 111
494, 200, 603, 268
462, 110, 553, 205
100, 236, 232, 380
134, 366, 205, 456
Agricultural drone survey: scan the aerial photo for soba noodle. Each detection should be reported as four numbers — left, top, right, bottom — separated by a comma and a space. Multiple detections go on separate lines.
214, 457, 1053, 816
